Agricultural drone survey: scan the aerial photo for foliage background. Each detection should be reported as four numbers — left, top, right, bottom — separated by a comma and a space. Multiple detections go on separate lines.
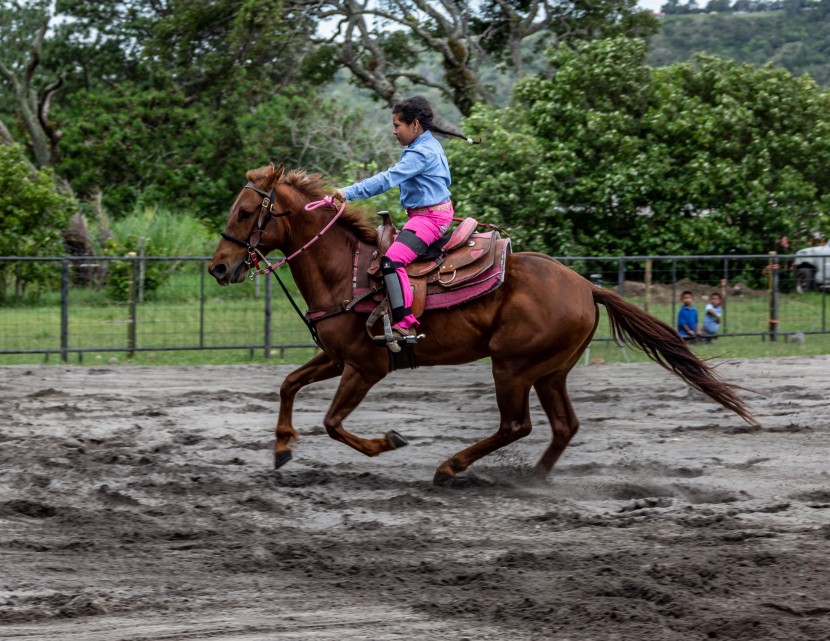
1, 0, 829, 263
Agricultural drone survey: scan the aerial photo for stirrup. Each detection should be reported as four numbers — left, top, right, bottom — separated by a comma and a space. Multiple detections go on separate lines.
372, 326, 422, 352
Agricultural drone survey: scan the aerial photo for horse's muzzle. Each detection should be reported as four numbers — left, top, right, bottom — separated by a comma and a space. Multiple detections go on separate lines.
208, 258, 248, 285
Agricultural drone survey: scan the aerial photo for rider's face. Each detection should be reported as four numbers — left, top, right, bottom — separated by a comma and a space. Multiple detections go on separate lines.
393, 113, 420, 146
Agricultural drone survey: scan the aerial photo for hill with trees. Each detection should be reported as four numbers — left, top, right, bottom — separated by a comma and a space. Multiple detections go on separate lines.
649, 0, 830, 86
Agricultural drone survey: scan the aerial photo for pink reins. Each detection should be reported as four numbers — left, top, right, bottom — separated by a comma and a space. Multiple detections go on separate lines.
253, 196, 346, 275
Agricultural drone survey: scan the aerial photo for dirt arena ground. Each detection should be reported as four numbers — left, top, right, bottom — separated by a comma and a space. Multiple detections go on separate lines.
1, 356, 829, 641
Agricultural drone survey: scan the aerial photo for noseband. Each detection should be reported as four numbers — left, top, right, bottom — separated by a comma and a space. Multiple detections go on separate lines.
220, 181, 291, 271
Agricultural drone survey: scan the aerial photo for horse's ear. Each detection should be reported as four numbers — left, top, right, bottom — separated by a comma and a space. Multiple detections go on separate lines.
267, 162, 285, 188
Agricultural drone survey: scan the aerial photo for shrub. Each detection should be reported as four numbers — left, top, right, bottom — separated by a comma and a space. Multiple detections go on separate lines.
0, 144, 76, 302
105, 205, 213, 300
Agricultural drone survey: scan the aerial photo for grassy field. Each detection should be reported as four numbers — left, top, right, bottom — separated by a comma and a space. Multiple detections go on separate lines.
1, 265, 828, 367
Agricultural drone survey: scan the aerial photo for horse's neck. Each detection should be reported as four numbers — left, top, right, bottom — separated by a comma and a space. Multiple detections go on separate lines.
283, 221, 357, 310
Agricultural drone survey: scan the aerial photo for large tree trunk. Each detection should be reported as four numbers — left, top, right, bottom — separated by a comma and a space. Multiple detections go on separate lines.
0, 18, 63, 168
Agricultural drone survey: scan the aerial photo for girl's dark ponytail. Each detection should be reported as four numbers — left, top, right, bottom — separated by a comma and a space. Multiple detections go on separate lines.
392, 96, 481, 145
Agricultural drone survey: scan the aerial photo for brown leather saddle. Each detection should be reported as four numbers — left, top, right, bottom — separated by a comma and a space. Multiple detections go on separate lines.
357, 212, 511, 318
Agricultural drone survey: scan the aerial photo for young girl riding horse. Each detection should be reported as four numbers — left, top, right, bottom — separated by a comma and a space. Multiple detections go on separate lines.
333, 96, 478, 343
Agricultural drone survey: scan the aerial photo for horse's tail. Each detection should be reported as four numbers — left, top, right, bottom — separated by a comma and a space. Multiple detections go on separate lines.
592, 288, 756, 425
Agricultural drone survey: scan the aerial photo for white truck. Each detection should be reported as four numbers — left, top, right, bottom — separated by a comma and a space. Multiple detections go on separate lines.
793, 241, 830, 293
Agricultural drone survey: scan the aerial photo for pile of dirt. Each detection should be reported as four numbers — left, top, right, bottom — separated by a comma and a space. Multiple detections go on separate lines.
621, 279, 768, 305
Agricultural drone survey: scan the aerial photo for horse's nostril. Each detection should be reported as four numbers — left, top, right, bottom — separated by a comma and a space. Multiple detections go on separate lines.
211, 263, 228, 279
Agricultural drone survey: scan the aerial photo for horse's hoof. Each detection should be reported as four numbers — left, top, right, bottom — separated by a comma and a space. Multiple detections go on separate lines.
530, 464, 550, 480
274, 450, 293, 469
386, 430, 409, 449
433, 470, 455, 487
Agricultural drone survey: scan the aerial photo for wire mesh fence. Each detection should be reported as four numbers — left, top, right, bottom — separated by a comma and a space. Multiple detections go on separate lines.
0, 256, 313, 363
1, 252, 828, 363
558, 254, 829, 342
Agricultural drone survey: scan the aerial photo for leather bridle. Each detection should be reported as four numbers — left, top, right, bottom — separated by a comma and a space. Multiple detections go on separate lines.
220, 181, 291, 270
216, 186, 348, 356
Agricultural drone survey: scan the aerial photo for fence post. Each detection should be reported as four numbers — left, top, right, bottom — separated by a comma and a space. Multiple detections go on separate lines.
768, 251, 779, 342
60, 258, 69, 363
138, 237, 146, 303
823, 256, 827, 333
199, 260, 206, 348
127, 252, 137, 358
722, 258, 729, 334
671, 259, 677, 327
644, 258, 652, 313
264, 272, 273, 359
617, 258, 625, 297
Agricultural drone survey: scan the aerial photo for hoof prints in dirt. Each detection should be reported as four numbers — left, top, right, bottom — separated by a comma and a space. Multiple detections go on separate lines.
272, 468, 333, 487
0, 499, 57, 519
271, 468, 422, 492
552, 478, 743, 505
560, 460, 706, 479
1, 360, 830, 640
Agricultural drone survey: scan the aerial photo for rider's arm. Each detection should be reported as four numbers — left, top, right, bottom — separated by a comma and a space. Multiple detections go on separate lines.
342, 149, 425, 201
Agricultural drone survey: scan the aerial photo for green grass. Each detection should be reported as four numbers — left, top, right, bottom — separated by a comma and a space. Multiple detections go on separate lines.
1, 265, 318, 366
586, 333, 830, 365
2, 265, 828, 366
589, 290, 829, 363
606, 292, 828, 336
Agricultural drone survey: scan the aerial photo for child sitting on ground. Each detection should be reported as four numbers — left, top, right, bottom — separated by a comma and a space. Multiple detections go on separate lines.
702, 292, 723, 342
677, 290, 701, 342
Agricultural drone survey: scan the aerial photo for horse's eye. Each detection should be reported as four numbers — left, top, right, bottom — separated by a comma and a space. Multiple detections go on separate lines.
239, 209, 253, 220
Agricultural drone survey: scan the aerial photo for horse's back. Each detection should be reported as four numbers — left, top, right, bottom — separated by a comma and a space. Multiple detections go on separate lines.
479, 251, 597, 359
501, 251, 595, 312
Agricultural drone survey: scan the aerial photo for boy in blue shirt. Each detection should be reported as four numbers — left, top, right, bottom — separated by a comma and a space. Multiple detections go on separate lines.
677, 290, 701, 341
702, 292, 723, 342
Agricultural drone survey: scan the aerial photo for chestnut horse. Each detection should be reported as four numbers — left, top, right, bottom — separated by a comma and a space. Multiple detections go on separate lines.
209, 163, 754, 485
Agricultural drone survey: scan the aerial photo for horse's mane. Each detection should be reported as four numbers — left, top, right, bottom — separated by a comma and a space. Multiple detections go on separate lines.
248, 166, 377, 244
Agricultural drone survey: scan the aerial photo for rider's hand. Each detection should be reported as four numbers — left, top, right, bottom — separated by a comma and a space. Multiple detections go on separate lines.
332, 189, 346, 203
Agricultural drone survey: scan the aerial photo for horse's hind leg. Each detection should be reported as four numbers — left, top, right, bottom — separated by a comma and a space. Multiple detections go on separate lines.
321, 364, 408, 457
532, 371, 580, 477
433, 362, 533, 485
275, 352, 343, 468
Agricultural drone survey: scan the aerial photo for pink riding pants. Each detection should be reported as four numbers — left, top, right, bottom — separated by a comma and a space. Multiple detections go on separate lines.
384, 204, 454, 329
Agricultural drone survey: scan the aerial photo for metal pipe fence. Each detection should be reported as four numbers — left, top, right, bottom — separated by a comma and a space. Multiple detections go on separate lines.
556, 253, 829, 343
1, 253, 828, 363
0, 255, 312, 362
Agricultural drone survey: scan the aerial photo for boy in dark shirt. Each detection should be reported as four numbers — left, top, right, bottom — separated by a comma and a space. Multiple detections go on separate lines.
677, 291, 700, 341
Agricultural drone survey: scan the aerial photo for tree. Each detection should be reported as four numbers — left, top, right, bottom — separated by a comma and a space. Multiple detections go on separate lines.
0, 143, 75, 299
306, 0, 658, 116
448, 37, 830, 256
1, 0, 353, 222
705, 0, 733, 10
0, 1, 65, 167
143, 0, 317, 103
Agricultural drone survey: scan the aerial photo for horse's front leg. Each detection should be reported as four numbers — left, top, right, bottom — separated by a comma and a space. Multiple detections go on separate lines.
322, 363, 408, 457
275, 352, 343, 468
433, 360, 533, 485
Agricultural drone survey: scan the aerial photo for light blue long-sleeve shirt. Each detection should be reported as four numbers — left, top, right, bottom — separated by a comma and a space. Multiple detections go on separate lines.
703, 303, 722, 334
343, 130, 452, 210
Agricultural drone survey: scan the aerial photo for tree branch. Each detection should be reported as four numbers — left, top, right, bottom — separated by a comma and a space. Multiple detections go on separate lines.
39, 73, 65, 148
388, 72, 454, 99
0, 117, 15, 146
24, 19, 49, 89
0, 57, 17, 86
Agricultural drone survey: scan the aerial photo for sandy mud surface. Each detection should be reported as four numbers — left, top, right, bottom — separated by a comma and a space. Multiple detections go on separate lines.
0, 356, 829, 640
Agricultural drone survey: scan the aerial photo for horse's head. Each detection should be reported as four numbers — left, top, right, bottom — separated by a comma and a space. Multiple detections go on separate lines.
209, 162, 291, 285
